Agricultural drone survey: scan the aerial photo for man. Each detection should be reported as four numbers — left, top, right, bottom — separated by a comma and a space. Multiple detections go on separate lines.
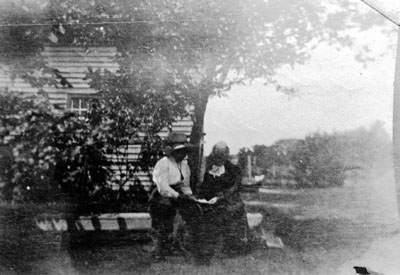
149, 132, 197, 259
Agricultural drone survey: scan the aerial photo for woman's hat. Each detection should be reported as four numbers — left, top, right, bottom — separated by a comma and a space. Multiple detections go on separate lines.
212, 141, 230, 155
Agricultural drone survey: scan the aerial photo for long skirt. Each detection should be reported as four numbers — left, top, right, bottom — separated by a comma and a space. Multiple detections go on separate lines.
193, 202, 249, 261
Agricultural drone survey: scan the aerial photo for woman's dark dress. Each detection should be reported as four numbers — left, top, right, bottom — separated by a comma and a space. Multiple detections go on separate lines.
195, 160, 248, 261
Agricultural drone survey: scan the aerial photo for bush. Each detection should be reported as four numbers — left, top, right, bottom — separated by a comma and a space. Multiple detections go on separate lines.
291, 134, 347, 187
0, 92, 164, 212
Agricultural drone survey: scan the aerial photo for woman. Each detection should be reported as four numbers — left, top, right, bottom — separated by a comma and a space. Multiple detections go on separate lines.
196, 141, 249, 263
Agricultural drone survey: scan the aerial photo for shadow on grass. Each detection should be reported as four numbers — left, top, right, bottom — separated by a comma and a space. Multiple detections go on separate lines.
0, 205, 55, 274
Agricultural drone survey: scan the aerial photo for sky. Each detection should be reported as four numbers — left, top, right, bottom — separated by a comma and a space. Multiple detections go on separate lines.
203, 2, 398, 154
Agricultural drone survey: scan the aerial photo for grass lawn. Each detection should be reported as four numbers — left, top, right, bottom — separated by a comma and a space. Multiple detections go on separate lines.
1, 169, 399, 275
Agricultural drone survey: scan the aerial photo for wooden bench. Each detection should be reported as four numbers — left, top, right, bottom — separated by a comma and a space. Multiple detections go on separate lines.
34, 212, 264, 232
34, 211, 287, 250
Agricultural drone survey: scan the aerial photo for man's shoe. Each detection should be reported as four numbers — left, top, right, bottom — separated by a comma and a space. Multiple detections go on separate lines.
152, 253, 166, 262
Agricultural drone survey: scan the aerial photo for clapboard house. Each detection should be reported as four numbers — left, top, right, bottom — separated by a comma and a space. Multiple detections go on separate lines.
0, 46, 193, 191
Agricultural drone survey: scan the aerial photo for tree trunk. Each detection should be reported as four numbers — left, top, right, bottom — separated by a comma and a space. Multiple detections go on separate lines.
188, 90, 209, 194
393, 27, 400, 218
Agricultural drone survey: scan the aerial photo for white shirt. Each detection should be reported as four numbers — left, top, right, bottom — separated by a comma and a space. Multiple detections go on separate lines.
208, 165, 226, 177
152, 156, 192, 198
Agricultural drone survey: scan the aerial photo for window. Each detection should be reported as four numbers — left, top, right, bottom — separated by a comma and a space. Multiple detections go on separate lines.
70, 98, 89, 116
68, 95, 97, 117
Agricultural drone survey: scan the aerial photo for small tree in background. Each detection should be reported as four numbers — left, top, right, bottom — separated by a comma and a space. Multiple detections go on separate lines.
293, 133, 346, 187
242, 123, 392, 188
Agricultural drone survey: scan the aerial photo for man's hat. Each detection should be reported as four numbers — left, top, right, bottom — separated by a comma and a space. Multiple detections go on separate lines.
164, 132, 193, 154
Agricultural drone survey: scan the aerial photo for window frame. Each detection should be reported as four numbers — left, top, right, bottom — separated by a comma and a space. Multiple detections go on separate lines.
67, 94, 98, 117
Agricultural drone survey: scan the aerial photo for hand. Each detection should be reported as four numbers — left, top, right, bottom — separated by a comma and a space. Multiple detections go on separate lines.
195, 197, 219, 204
194, 198, 209, 204
208, 197, 219, 204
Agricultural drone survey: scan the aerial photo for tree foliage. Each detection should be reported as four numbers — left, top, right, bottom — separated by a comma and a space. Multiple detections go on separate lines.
0, 0, 388, 188
0, 0, 385, 79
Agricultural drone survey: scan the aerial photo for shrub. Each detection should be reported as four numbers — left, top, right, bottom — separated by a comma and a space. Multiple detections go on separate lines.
0, 92, 164, 212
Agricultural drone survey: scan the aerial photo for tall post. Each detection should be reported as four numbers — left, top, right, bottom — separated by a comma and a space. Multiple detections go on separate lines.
393, 27, 400, 218
247, 155, 252, 178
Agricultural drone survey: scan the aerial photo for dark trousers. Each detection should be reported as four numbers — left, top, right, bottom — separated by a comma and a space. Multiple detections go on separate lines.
149, 198, 177, 245
149, 191, 200, 254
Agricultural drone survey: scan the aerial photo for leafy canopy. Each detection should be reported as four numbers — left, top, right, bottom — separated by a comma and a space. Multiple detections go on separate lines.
0, 0, 385, 93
